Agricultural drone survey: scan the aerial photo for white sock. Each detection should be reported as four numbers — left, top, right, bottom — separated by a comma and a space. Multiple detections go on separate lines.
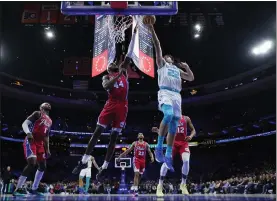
133, 186, 138, 191
32, 170, 44, 190
101, 161, 109, 169
16, 176, 27, 189
181, 152, 190, 185
159, 163, 168, 186
158, 179, 164, 186
81, 154, 90, 164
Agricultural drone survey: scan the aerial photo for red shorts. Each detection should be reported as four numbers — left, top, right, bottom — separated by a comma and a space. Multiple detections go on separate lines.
23, 137, 45, 162
173, 141, 190, 157
97, 100, 128, 132
133, 158, 145, 174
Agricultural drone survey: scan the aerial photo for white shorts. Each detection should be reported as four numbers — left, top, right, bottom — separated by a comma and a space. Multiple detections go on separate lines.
79, 168, 91, 178
158, 89, 182, 118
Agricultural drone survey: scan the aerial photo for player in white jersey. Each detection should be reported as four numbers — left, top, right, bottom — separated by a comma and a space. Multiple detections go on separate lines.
79, 156, 99, 194
147, 23, 194, 171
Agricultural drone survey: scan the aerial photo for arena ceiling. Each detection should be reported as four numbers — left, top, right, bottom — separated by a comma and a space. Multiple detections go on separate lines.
0, 1, 275, 92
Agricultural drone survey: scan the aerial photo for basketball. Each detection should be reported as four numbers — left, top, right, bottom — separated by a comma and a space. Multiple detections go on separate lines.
143, 15, 156, 25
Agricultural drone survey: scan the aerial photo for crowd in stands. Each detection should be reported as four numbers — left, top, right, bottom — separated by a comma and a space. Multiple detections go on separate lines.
1, 170, 275, 195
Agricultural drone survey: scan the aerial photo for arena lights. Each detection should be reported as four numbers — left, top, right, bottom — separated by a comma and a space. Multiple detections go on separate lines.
193, 23, 202, 39
251, 40, 274, 56
44, 27, 55, 39
195, 24, 201, 32
194, 34, 200, 39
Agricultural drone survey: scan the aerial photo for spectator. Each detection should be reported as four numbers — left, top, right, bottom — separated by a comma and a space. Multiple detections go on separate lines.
2, 166, 12, 194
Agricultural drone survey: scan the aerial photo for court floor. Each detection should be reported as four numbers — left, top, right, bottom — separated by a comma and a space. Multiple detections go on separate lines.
1, 194, 276, 201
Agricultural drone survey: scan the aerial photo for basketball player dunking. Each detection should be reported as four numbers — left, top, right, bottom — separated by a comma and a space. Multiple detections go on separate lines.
152, 115, 196, 196
13, 103, 52, 196
117, 133, 154, 196
146, 22, 194, 171
79, 156, 100, 194
72, 26, 138, 177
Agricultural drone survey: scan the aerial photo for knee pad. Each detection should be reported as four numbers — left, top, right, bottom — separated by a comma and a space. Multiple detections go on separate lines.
161, 104, 174, 125
169, 116, 180, 135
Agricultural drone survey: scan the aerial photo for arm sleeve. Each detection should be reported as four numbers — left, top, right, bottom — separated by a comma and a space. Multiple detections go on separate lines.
22, 120, 32, 134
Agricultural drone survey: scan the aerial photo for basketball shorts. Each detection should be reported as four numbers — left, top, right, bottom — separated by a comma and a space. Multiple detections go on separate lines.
79, 168, 91, 178
133, 158, 145, 175
23, 137, 45, 162
97, 100, 128, 132
158, 89, 182, 118
173, 141, 190, 157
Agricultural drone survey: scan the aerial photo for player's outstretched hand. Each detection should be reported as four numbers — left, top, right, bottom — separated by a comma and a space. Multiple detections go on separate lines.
185, 136, 192, 142
151, 127, 159, 133
27, 133, 34, 144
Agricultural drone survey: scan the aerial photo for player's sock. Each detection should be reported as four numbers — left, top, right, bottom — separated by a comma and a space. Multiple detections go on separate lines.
16, 176, 27, 189
157, 136, 165, 149
181, 153, 190, 184
32, 170, 44, 190
101, 161, 109, 169
165, 145, 172, 158
159, 163, 168, 186
133, 186, 138, 191
181, 174, 187, 185
85, 177, 90, 192
81, 154, 90, 164
159, 176, 165, 186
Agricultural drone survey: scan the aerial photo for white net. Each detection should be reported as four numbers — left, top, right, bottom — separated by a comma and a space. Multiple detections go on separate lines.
107, 15, 134, 43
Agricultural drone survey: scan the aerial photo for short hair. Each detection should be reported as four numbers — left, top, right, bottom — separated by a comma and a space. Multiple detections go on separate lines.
164, 54, 174, 61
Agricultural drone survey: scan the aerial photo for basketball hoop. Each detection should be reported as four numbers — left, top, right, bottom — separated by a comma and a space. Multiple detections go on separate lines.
107, 15, 133, 43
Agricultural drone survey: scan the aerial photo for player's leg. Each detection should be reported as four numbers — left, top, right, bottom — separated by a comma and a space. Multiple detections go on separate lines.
73, 104, 112, 174
157, 163, 168, 196
85, 169, 91, 193
97, 103, 127, 179
155, 99, 174, 163
30, 157, 46, 195
14, 157, 37, 196
163, 115, 179, 171
164, 95, 181, 171
79, 169, 86, 194
14, 141, 37, 196
180, 150, 190, 194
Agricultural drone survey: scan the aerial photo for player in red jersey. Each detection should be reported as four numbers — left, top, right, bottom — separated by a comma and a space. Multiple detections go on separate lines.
117, 133, 154, 196
152, 115, 196, 196
13, 103, 52, 196
72, 26, 138, 177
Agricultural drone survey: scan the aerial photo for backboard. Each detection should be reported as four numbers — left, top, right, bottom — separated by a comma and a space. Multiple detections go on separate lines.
115, 158, 132, 170
61, 1, 178, 16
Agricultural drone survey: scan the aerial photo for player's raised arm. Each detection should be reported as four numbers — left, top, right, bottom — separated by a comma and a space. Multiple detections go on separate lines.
120, 25, 138, 70
91, 156, 100, 171
118, 142, 136, 159
148, 25, 165, 68
102, 70, 123, 90
177, 62, 194, 82
22, 111, 40, 143
185, 116, 196, 142
146, 143, 154, 163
